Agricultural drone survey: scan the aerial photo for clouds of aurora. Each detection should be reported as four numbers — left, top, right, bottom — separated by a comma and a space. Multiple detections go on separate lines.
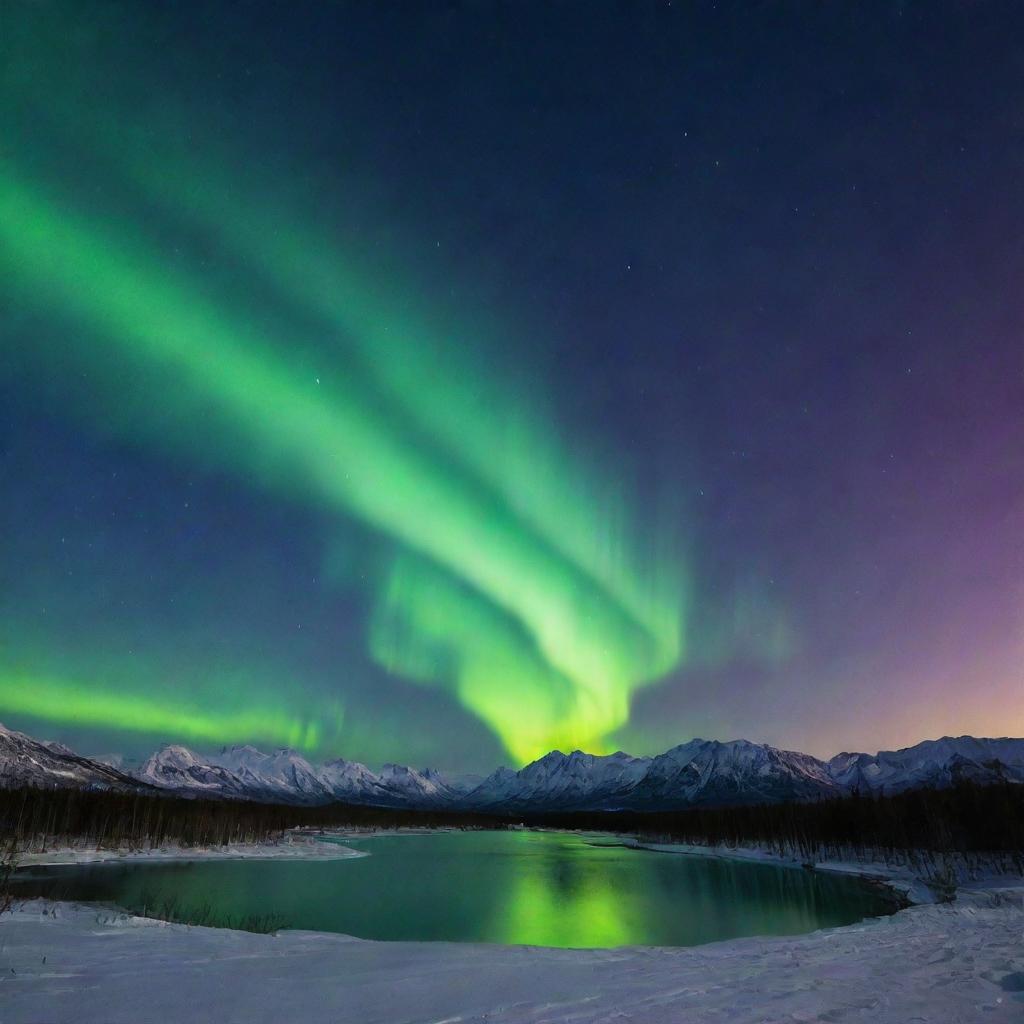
0, 127, 685, 763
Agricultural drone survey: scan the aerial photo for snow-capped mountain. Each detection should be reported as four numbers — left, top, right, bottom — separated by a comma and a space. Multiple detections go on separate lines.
213, 746, 332, 803
462, 740, 837, 811
827, 736, 1024, 793
141, 745, 337, 805
4, 723, 1023, 811
137, 744, 472, 807
626, 739, 838, 809
138, 745, 273, 800
0, 722, 154, 793
464, 750, 652, 810
376, 764, 460, 805
317, 757, 396, 805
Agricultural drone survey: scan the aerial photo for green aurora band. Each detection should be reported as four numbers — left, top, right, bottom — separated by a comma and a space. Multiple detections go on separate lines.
0, 675, 329, 751
0, 141, 686, 763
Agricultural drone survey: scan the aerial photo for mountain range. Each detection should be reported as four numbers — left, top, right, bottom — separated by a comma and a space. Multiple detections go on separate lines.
2, 721, 1022, 812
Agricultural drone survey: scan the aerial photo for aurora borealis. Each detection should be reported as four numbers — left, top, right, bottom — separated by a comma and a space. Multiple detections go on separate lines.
3, 3, 1023, 770
0, 158, 682, 762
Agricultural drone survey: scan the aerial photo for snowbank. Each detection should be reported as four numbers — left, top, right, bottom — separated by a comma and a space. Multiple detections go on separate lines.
15, 834, 365, 867
4, 833, 1023, 1022
2, 888, 1023, 1023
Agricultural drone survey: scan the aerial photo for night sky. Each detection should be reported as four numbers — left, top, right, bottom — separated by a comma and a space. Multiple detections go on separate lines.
2, 2, 1022, 772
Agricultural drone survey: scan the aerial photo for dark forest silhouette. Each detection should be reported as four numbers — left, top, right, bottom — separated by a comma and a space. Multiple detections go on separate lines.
2, 781, 1021, 865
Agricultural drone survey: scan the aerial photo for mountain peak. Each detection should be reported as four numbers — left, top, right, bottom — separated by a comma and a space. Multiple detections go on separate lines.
220, 743, 263, 756
0, 723, 147, 792
5, 728, 1023, 812
151, 744, 200, 763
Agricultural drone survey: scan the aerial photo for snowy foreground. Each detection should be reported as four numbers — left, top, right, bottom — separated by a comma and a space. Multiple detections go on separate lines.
3, 840, 1023, 1024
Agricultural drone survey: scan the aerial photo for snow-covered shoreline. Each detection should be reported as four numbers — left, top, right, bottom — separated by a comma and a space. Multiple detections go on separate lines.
5, 830, 1023, 1022
14, 825, 1015, 911
10, 827, 996, 908
3, 885, 1023, 1023
13, 833, 366, 867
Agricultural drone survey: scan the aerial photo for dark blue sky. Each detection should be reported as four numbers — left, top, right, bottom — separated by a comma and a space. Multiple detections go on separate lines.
2, 1, 1023, 769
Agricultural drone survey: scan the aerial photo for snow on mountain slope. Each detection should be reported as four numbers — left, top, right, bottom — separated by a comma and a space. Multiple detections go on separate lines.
463, 750, 652, 810
132, 731, 1024, 808
459, 735, 1024, 811
628, 739, 838, 808
5, 722, 1023, 810
317, 757, 396, 804
827, 736, 1024, 792
136, 745, 467, 807
138, 746, 258, 799
464, 740, 836, 811
0, 722, 152, 792
211, 746, 331, 803
139, 745, 334, 804
377, 764, 460, 806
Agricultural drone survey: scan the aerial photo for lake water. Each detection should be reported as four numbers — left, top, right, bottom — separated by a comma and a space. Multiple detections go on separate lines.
13, 830, 896, 948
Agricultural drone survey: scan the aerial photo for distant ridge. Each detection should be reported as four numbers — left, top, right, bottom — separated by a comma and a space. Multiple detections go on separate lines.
2, 722, 1022, 812
0, 722, 158, 794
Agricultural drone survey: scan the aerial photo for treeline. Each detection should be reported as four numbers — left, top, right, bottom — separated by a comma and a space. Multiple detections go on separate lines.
1, 780, 1022, 869
523, 781, 1024, 867
0, 785, 506, 852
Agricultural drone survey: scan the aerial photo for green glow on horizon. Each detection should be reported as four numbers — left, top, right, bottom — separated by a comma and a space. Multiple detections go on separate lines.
0, 157, 685, 762
0, 675, 330, 751
370, 551, 625, 763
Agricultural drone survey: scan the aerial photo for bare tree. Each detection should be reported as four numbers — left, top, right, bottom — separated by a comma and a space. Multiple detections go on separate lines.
0, 836, 18, 917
